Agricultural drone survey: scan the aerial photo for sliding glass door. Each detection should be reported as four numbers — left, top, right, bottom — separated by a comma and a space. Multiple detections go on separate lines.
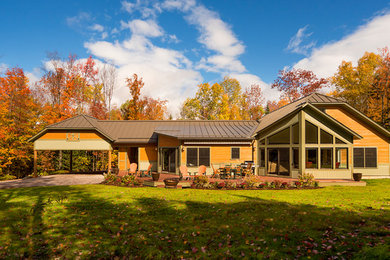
267, 148, 290, 176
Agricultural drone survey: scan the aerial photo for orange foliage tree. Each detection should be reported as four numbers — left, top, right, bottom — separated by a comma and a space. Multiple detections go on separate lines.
271, 68, 328, 102
243, 84, 265, 120
0, 68, 39, 177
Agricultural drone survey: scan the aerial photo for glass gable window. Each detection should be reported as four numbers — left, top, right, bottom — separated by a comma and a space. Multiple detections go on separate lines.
336, 148, 348, 169
320, 129, 333, 144
231, 148, 240, 159
306, 148, 318, 168
268, 127, 290, 144
320, 148, 333, 168
305, 121, 318, 144
336, 137, 346, 144
292, 123, 299, 144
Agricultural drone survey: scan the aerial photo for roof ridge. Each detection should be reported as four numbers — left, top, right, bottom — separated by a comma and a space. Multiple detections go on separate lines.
98, 119, 258, 123
48, 114, 85, 128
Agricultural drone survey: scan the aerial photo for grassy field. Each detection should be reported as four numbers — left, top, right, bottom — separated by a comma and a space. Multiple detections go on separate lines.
0, 180, 389, 259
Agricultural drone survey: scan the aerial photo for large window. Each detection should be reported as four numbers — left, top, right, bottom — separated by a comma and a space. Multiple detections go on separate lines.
293, 148, 299, 169
320, 148, 333, 168
320, 129, 333, 144
187, 148, 210, 167
259, 148, 265, 167
268, 127, 290, 144
306, 148, 318, 168
305, 121, 318, 144
231, 148, 240, 159
292, 124, 299, 144
354, 147, 377, 168
336, 148, 348, 169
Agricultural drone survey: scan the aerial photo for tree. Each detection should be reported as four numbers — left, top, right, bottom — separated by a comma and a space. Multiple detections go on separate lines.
0, 68, 39, 177
121, 74, 167, 120
331, 52, 381, 114
243, 84, 265, 120
271, 68, 328, 102
99, 64, 117, 119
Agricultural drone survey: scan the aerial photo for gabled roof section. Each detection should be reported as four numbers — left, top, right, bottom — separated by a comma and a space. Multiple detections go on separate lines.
252, 92, 361, 137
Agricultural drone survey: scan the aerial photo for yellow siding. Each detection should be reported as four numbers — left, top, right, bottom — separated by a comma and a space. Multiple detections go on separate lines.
40, 132, 67, 140
39, 131, 103, 140
158, 135, 180, 147
139, 146, 157, 161
211, 146, 252, 164
326, 107, 389, 163
118, 148, 127, 170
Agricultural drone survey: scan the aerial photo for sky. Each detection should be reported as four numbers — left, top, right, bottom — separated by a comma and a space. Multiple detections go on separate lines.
1, 0, 390, 116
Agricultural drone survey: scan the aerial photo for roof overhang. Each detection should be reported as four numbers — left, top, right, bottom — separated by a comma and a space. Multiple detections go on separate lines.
29, 127, 114, 143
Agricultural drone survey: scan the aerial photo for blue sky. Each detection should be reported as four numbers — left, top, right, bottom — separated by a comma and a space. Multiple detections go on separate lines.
1, 0, 390, 115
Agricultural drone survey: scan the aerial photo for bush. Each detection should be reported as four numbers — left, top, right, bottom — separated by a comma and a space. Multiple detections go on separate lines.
294, 181, 302, 188
271, 180, 282, 188
193, 175, 209, 188
242, 175, 259, 188
217, 181, 225, 189
258, 183, 266, 189
298, 173, 315, 187
281, 182, 290, 189
103, 173, 142, 187
0, 174, 17, 181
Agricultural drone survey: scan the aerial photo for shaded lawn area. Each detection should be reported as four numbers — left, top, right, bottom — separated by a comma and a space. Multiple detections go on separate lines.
0, 180, 389, 259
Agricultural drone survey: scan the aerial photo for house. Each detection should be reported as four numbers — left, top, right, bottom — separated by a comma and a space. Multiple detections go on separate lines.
30, 93, 390, 179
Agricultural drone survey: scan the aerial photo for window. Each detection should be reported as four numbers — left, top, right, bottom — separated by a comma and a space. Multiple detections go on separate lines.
231, 147, 240, 159
336, 137, 346, 144
354, 147, 377, 168
268, 127, 290, 144
259, 148, 265, 167
320, 129, 333, 144
187, 148, 198, 167
306, 148, 318, 168
293, 148, 299, 169
292, 124, 299, 144
336, 148, 348, 169
199, 148, 210, 166
305, 121, 318, 144
320, 148, 333, 168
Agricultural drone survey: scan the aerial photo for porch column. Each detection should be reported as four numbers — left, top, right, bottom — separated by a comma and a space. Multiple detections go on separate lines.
108, 150, 112, 172
33, 150, 37, 177
69, 150, 73, 173
299, 110, 306, 175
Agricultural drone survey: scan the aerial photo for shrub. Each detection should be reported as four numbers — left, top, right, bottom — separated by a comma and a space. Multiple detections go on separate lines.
281, 182, 290, 189
193, 175, 209, 188
0, 174, 17, 181
217, 182, 225, 189
298, 173, 315, 187
242, 175, 259, 188
272, 180, 282, 188
258, 183, 266, 189
314, 181, 319, 188
294, 181, 302, 188
121, 175, 136, 186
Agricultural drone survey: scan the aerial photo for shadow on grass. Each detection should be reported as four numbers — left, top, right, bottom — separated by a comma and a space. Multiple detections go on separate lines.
0, 187, 389, 258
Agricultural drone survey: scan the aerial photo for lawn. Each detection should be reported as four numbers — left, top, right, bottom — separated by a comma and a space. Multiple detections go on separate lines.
0, 180, 389, 259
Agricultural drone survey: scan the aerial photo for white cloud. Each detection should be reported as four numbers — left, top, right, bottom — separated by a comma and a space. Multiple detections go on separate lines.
121, 19, 163, 37
121, 1, 135, 13
66, 12, 91, 27
286, 25, 316, 55
294, 12, 390, 78
0, 63, 7, 74
90, 23, 104, 32
26, 67, 41, 86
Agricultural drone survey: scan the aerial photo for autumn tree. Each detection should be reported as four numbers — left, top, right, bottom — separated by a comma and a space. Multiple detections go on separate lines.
0, 68, 39, 177
271, 68, 328, 102
121, 74, 167, 120
243, 84, 265, 120
331, 52, 381, 114
99, 64, 117, 119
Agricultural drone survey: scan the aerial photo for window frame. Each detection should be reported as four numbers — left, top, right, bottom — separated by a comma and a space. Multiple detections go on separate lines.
231, 147, 240, 160
335, 147, 349, 169
353, 147, 377, 168
306, 148, 318, 169
186, 147, 210, 167
320, 148, 333, 169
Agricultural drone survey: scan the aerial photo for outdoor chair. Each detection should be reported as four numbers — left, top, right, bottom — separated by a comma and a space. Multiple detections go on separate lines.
211, 164, 220, 178
128, 163, 139, 176
117, 170, 128, 177
140, 164, 152, 177
243, 163, 253, 177
234, 165, 242, 179
179, 165, 192, 180
198, 165, 207, 176
224, 166, 231, 179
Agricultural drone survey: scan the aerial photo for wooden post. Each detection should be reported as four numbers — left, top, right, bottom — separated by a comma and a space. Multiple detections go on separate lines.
108, 150, 112, 173
33, 150, 37, 177
70, 150, 73, 173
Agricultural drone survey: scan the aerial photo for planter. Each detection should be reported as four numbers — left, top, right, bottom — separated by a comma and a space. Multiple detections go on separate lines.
164, 178, 179, 188
353, 173, 362, 182
152, 173, 160, 182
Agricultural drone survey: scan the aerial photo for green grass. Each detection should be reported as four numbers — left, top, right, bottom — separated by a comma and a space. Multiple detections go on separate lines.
0, 180, 389, 259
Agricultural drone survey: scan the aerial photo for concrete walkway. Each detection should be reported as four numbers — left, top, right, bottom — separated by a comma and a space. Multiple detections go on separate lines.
0, 174, 104, 189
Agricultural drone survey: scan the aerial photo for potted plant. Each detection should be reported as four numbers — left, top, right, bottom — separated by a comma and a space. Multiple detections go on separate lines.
353, 173, 362, 182
152, 172, 160, 181
164, 178, 180, 188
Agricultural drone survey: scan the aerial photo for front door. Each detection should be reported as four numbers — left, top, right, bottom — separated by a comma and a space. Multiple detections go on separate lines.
162, 148, 176, 173
267, 148, 290, 176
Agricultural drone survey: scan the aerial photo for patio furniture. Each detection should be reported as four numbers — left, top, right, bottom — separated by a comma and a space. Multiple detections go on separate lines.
198, 165, 207, 176
164, 178, 180, 188
224, 166, 232, 179
128, 163, 139, 176
243, 163, 252, 177
179, 165, 192, 180
140, 164, 152, 177
234, 165, 242, 178
211, 164, 220, 178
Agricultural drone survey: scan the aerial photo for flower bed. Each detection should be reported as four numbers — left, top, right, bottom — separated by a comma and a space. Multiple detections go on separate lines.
102, 173, 143, 187
191, 174, 320, 190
